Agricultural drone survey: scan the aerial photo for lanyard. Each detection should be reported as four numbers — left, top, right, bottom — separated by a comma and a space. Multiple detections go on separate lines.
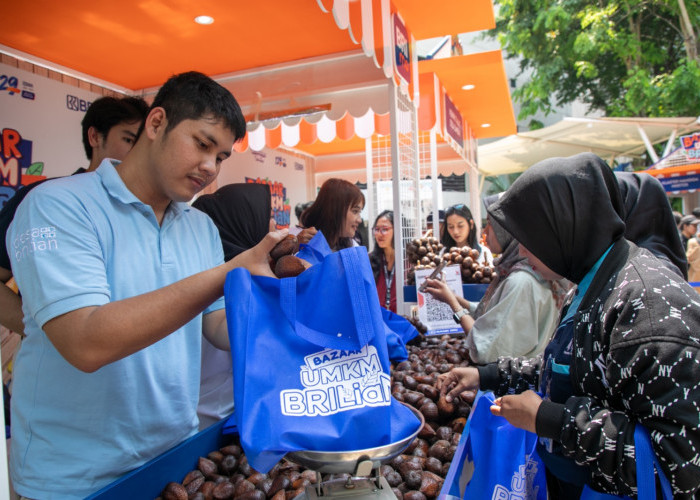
382, 257, 394, 309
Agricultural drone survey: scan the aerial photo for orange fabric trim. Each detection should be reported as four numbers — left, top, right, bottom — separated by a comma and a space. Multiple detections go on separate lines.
375, 112, 391, 136
348, 0, 364, 44
418, 73, 437, 132
265, 126, 282, 150
233, 133, 249, 153
299, 119, 318, 145
337, 113, 356, 141
372, 0, 385, 70
317, 0, 334, 13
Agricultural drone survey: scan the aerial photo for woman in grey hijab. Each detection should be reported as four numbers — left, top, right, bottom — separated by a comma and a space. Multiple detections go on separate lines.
424, 194, 562, 364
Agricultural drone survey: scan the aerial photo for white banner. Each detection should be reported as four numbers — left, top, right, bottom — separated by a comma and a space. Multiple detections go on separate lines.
0, 63, 102, 209
216, 148, 312, 229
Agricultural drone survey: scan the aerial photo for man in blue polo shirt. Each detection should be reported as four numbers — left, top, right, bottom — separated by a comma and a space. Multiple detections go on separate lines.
6, 71, 284, 499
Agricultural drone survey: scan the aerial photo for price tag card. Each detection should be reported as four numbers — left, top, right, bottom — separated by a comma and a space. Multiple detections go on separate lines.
415, 264, 464, 336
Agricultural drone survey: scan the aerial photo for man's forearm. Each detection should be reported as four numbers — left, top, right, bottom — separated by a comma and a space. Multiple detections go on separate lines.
40, 230, 283, 372
44, 264, 230, 372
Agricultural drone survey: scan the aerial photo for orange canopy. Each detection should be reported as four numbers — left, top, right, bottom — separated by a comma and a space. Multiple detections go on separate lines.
1, 0, 496, 91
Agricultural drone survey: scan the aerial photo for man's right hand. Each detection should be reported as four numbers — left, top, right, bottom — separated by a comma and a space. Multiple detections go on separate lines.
297, 226, 317, 245
229, 229, 288, 278
436, 366, 480, 403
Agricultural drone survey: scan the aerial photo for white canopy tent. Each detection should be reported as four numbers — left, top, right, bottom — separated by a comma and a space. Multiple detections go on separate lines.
477, 116, 700, 176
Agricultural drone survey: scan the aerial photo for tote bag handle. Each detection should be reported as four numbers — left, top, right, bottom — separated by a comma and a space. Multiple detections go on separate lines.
581, 424, 672, 500
280, 247, 376, 351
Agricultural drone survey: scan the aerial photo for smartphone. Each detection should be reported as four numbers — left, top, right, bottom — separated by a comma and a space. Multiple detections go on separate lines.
418, 259, 447, 293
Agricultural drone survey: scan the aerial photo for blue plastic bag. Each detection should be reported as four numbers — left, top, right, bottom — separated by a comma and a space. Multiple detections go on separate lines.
297, 231, 413, 362
381, 307, 418, 363
580, 425, 672, 500
295, 230, 332, 266
223, 246, 421, 473
440, 391, 547, 500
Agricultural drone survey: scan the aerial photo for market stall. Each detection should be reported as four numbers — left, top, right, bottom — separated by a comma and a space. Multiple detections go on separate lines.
0, 1, 516, 497
644, 131, 700, 209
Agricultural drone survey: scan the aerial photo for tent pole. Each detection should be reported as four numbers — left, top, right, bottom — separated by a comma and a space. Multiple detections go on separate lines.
637, 125, 659, 163
365, 137, 375, 253
662, 130, 678, 160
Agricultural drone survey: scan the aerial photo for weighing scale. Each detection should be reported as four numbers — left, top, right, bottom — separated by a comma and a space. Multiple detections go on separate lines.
287, 405, 424, 500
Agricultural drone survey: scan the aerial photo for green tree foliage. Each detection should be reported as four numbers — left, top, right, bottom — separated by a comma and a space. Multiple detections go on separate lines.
491, 0, 700, 119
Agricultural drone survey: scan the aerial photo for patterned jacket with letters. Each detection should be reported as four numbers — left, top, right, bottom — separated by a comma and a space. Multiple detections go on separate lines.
480, 239, 700, 497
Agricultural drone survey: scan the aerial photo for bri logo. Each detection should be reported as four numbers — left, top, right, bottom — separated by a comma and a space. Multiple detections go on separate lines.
66, 94, 91, 112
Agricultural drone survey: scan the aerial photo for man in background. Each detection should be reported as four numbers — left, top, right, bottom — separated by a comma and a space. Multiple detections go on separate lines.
0, 95, 148, 334
679, 214, 699, 251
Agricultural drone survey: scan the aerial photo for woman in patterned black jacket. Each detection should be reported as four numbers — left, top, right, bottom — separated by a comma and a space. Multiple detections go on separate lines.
437, 153, 700, 498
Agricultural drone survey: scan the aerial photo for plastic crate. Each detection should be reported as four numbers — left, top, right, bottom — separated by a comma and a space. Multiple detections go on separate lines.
86, 418, 235, 499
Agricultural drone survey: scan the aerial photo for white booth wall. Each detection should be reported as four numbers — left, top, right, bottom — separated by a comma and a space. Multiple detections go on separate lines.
0, 63, 104, 206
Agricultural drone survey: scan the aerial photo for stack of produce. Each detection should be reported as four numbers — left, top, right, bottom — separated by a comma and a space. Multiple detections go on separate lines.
158, 335, 470, 500
406, 236, 495, 285
441, 246, 496, 285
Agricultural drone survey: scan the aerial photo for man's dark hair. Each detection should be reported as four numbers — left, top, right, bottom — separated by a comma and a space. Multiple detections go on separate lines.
144, 71, 246, 142
81, 96, 149, 160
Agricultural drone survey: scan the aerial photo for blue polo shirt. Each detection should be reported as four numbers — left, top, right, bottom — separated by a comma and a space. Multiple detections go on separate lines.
7, 159, 225, 499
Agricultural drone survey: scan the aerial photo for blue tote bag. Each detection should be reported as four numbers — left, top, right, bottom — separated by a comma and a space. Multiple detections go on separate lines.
297, 231, 413, 362
440, 391, 547, 500
580, 425, 673, 500
295, 230, 332, 266
380, 307, 419, 363
223, 246, 421, 473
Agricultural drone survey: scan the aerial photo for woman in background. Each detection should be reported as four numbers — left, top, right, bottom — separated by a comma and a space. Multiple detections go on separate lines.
425, 195, 563, 364
442, 204, 493, 264
299, 178, 365, 251
369, 210, 397, 312
192, 182, 272, 429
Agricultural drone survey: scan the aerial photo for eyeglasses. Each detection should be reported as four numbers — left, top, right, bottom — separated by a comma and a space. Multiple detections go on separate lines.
373, 226, 392, 235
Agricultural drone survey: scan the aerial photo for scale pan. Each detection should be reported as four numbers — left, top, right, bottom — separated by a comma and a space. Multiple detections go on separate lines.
285, 403, 424, 474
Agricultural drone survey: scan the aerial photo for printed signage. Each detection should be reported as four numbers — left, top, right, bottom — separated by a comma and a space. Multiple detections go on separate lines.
657, 174, 700, 193
0, 127, 46, 208
280, 345, 391, 416
415, 264, 464, 336
681, 132, 700, 160
245, 176, 291, 229
444, 93, 464, 150
393, 13, 411, 85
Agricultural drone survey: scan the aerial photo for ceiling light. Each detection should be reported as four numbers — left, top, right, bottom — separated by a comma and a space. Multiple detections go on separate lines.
481, 123, 491, 128
461, 84, 475, 90
194, 15, 214, 25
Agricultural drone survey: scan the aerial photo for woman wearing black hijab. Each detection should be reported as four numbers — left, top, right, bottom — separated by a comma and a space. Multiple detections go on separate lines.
615, 171, 688, 279
192, 183, 272, 262
192, 183, 272, 428
437, 153, 700, 498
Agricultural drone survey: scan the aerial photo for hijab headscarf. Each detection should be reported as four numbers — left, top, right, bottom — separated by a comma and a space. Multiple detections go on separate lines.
615, 171, 688, 279
192, 183, 271, 261
473, 194, 527, 318
488, 153, 626, 284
